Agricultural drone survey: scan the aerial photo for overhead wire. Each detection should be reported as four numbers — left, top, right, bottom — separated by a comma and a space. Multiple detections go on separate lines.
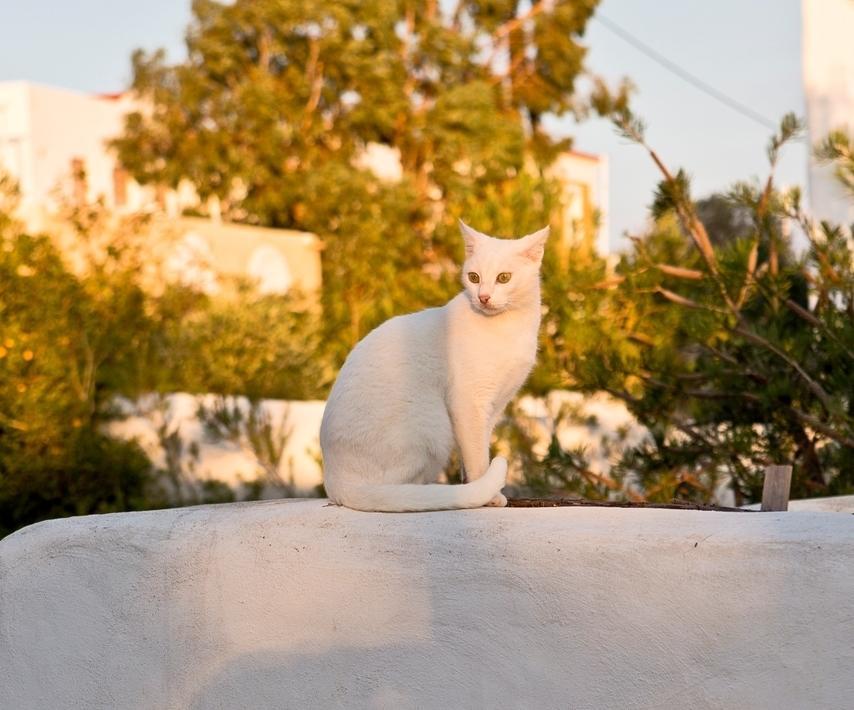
593, 12, 779, 131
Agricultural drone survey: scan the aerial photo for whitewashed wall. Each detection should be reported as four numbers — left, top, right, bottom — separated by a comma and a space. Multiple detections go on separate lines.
105, 391, 651, 499
0, 82, 133, 214
2, 500, 853, 709
0, 81, 193, 225
803, 0, 854, 226
106, 394, 327, 496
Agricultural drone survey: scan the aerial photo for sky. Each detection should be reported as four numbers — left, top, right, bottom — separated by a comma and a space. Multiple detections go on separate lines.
563, 0, 807, 249
0, 0, 808, 251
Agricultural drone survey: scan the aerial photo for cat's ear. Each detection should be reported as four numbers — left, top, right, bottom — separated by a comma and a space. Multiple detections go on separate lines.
518, 225, 550, 263
459, 220, 487, 257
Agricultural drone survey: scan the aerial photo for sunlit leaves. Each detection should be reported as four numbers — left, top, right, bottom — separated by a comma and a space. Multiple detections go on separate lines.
114, 0, 603, 366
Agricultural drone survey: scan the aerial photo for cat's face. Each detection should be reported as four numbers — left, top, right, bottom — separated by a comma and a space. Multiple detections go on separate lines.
459, 221, 549, 315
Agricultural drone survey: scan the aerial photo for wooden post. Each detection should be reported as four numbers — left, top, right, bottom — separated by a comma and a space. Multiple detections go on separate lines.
761, 464, 793, 511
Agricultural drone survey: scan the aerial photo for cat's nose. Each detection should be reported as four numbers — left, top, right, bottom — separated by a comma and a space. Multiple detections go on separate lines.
478, 293, 491, 304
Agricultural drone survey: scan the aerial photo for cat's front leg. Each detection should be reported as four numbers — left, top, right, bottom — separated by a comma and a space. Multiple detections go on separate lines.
480, 407, 508, 506
456, 412, 507, 506
452, 406, 491, 483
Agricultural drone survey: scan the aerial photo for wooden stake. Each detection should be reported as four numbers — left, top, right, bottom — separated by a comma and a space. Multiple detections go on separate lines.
761, 464, 793, 511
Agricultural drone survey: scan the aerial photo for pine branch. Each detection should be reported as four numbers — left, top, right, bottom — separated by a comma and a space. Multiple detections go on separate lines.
731, 325, 834, 412
787, 407, 854, 449
735, 239, 759, 308
655, 263, 704, 280
612, 111, 735, 311
654, 287, 726, 314
656, 286, 703, 309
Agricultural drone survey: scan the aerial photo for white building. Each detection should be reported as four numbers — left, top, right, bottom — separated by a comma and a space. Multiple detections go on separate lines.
802, 0, 854, 227
548, 150, 609, 256
0, 80, 320, 297
0, 81, 163, 222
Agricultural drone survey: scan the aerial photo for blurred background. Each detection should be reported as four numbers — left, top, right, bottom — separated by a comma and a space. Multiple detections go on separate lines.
0, 0, 851, 536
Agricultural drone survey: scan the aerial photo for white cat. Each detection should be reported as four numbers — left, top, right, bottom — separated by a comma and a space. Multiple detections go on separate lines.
320, 220, 549, 512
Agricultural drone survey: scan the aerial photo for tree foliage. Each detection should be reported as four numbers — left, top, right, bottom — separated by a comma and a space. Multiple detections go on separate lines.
113, 0, 603, 364
0, 188, 322, 536
0, 203, 157, 536
553, 109, 854, 504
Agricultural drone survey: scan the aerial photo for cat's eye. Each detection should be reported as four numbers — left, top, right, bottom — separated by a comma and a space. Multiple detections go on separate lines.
496, 272, 511, 284
468, 272, 480, 283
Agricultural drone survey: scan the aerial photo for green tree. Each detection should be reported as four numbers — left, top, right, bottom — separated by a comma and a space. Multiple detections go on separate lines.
556, 107, 854, 504
0, 196, 161, 536
0, 184, 324, 536
113, 0, 607, 365
160, 286, 326, 400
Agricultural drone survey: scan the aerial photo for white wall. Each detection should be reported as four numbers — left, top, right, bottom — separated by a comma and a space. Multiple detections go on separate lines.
28, 84, 128, 209
0, 82, 34, 198
744, 494, 854, 513
105, 391, 651, 501
0, 82, 124, 214
802, 0, 854, 226
106, 394, 327, 496
0, 81, 182, 223
516, 390, 649, 476
548, 151, 610, 255
2, 500, 853, 709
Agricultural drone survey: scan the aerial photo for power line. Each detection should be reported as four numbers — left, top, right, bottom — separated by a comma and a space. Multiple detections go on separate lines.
593, 13, 779, 132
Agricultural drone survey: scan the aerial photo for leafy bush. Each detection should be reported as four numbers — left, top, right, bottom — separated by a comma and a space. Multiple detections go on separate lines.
153, 286, 327, 400
0, 204, 163, 535
111, 0, 615, 367
0, 190, 323, 536
543, 110, 854, 505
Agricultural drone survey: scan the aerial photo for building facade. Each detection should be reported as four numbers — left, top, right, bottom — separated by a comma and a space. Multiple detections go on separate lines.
802, 0, 854, 227
358, 139, 610, 256
0, 81, 320, 297
548, 150, 609, 257
0, 82, 146, 219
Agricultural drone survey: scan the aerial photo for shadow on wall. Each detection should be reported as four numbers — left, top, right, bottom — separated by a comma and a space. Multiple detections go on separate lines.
176, 508, 575, 709
164, 506, 842, 709
152, 504, 525, 709
185, 629, 503, 708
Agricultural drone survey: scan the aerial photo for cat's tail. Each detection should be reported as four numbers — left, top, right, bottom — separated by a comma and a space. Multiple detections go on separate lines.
332, 456, 508, 513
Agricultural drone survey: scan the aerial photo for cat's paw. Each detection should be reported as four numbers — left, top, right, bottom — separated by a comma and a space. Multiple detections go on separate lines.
485, 493, 507, 507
